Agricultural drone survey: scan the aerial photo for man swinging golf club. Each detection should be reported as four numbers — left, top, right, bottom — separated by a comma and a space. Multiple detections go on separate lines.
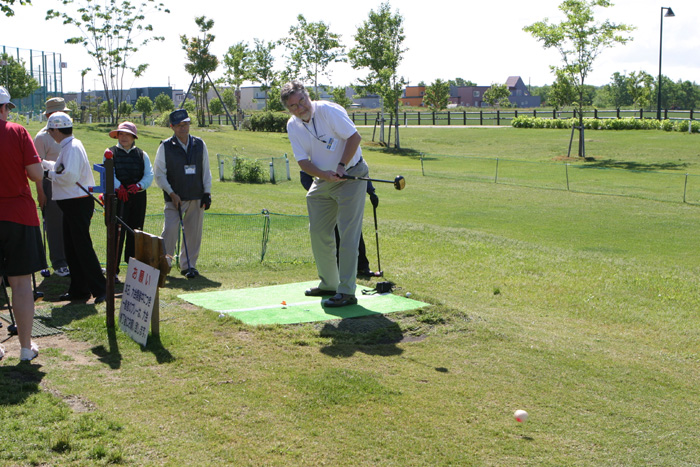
281, 80, 369, 307
154, 109, 212, 278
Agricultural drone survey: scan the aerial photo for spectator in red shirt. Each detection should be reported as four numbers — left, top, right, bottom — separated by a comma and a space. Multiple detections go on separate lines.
0, 86, 47, 362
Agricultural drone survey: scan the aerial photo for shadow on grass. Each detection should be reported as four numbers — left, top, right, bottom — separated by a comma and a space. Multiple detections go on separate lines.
0, 363, 46, 406
141, 334, 175, 364
91, 326, 121, 369
363, 144, 423, 160
318, 313, 405, 358
164, 274, 222, 291
577, 159, 690, 172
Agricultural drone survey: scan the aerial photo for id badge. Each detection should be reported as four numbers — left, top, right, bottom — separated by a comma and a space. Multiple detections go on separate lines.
184, 165, 197, 175
325, 137, 338, 151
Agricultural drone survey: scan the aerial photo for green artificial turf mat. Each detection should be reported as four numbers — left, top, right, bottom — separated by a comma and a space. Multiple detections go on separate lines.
178, 280, 429, 325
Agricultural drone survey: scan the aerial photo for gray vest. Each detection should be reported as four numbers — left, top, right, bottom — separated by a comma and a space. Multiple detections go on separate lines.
161, 135, 205, 202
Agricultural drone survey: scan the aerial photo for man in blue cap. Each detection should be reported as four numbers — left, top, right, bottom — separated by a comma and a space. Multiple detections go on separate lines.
154, 109, 212, 277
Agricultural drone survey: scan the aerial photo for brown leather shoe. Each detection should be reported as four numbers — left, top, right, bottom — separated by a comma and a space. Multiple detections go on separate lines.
305, 287, 336, 297
323, 293, 358, 307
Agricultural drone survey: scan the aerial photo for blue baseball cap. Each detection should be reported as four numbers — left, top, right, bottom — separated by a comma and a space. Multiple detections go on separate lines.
169, 109, 191, 125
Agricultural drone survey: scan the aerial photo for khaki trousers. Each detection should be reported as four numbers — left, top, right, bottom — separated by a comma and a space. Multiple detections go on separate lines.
306, 160, 369, 295
162, 200, 204, 271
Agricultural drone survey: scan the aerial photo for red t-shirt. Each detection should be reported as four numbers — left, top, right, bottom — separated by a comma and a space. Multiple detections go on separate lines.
0, 120, 41, 226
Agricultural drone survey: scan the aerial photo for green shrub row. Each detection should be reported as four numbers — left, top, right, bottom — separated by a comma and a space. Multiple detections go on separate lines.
248, 111, 289, 133
511, 116, 700, 133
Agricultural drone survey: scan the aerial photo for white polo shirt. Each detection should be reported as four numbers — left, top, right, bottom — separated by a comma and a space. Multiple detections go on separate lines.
287, 100, 361, 172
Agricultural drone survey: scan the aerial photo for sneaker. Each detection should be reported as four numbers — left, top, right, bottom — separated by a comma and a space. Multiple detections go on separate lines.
0, 344, 5, 361
54, 266, 70, 277
20, 342, 39, 361
323, 293, 358, 307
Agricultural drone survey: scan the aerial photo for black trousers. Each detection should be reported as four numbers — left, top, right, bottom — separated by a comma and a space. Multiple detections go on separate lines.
114, 190, 147, 273
57, 197, 106, 298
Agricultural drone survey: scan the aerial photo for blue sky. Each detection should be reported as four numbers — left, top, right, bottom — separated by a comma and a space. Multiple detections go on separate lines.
3, 0, 698, 93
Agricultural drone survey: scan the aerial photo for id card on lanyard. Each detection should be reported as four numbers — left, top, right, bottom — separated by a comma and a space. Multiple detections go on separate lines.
183, 135, 197, 176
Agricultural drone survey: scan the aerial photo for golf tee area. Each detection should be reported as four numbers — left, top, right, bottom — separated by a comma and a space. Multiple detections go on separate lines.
2, 123, 700, 466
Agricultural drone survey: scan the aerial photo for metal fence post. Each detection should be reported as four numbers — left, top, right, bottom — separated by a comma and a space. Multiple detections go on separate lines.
420, 153, 425, 176
683, 173, 688, 203
269, 159, 275, 184
495, 158, 499, 183
285, 153, 291, 180
565, 163, 570, 191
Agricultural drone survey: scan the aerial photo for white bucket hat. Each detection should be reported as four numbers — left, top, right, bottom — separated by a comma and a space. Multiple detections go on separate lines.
47, 111, 73, 129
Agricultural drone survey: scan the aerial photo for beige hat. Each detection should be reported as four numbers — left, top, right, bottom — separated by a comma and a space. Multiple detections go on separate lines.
44, 97, 71, 116
47, 112, 73, 129
109, 121, 138, 139
0, 86, 16, 109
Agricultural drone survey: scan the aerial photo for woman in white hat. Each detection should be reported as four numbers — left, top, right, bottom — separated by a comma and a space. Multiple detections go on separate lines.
106, 121, 153, 279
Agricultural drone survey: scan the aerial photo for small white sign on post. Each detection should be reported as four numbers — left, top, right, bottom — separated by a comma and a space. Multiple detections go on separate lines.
119, 258, 160, 346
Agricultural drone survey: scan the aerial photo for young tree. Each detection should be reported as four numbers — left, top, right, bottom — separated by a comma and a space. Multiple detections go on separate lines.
249, 38, 277, 111
181, 16, 219, 126
154, 92, 174, 114
627, 71, 654, 110
134, 95, 153, 124
349, 1, 407, 148
330, 86, 353, 109
223, 41, 251, 128
221, 88, 237, 112
524, 0, 634, 157
0, 53, 39, 99
483, 83, 512, 108
118, 100, 133, 117
282, 14, 345, 97
548, 69, 577, 110
47, 0, 169, 124
423, 79, 450, 111
208, 98, 223, 116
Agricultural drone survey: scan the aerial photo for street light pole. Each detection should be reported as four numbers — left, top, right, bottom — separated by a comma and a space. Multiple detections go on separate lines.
657, 6, 675, 121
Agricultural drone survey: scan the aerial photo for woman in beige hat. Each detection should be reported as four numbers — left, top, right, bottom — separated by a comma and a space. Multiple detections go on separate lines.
106, 121, 154, 279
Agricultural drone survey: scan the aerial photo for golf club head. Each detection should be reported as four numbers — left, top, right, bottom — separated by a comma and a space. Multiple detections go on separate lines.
394, 175, 406, 190
186, 269, 197, 279
34, 291, 44, 301
40, 269, 51, 278
8, 324, 17, 335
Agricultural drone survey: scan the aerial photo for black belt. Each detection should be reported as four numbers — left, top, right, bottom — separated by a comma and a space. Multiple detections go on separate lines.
347, 157, 363, 170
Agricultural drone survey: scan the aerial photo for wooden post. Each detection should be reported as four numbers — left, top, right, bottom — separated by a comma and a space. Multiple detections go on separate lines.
133, 230, 170, 337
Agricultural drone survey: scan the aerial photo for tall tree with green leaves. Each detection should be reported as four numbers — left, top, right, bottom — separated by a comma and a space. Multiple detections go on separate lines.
349, 1, 407, 148
282, 14, 345, 97
524, 0, 633, 157
223, 41, 251, 128
483, 83, 512, 108
249, 38, 277, 110
423, 79, 450, 111
548, 68, 577, 110
0, 53, 39, 100
1, 0, 30, 17
47, 0, 169, 124
181, 16, 219, 126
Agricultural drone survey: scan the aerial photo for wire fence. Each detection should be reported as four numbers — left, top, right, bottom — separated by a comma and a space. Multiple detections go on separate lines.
87, 210, 314, 269
216, 154, 291, 184
420, 154, 700, 205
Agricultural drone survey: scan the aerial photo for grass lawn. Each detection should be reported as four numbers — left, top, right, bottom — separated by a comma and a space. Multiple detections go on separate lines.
1, 122, 700, 466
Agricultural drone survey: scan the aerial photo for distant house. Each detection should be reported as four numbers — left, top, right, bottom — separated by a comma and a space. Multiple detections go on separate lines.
448, 76, 541, 108
400, 86, 426, 106
504, 76, 540, 108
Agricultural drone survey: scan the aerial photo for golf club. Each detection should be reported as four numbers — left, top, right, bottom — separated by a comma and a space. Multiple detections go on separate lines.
341, 174, 406, 190
40, 212, 50, 277
75, 182, 135, 235
178, 205, 197, 279
1, 276, 18, 335
32, 273, 44, 301
372, 204, 383, 277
